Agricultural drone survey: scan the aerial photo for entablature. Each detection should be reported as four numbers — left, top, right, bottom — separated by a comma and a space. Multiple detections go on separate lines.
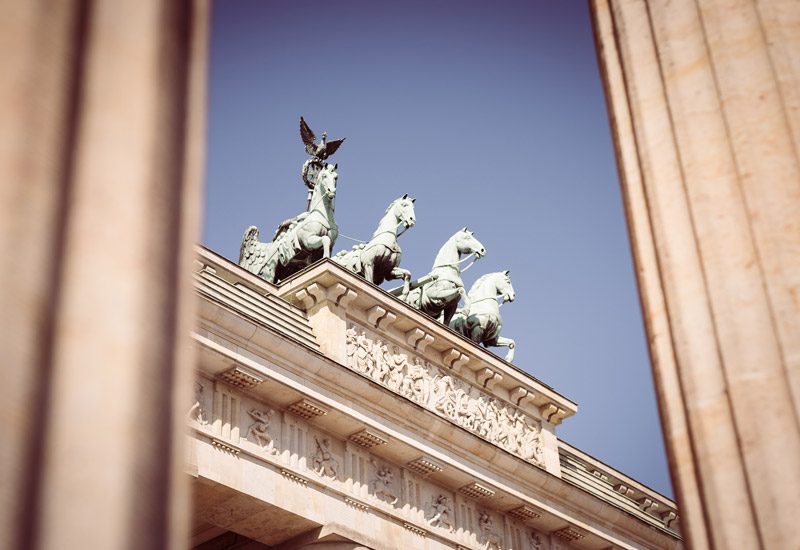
191, 247, 680, 548
274, 257, 577, 426
189, 329, 681, 550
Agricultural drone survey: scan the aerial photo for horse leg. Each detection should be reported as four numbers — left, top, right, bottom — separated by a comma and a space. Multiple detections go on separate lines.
494, 336, 516, 362
442, 300, 459, 327
469, 321, 484, 345
302, 234, 331, 258
387, 267, 411, 298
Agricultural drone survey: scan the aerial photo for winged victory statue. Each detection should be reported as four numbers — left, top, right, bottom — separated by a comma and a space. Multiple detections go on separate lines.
300, 116, 345, 196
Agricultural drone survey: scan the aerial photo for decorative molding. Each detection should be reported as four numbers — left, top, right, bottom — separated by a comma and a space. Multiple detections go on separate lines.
405, 328, 434, 352
280, 469, 308, 485
366, 305, 396, 330
211, 438, 239, 456
509, 386, 536, 407
661, 511, 678, 528
403, 523, 427, 537
327, 282, 358, 308
476, 367, 502, 390
286, 398, 329, 420
295, 283, 325, 309
459, 482, 495, 500
344, 497, 370, 512
442, 348, 469, 370
218, 365, 265, 390
638, 498, 659, 514
348, 428, 388, 448
507, 505, 541, 521
539, 403, 567, 424
591, 469, 610, 482
294, 282, 357, 310
406, 456, 444, 476
614, 483, 634, 497
552, 526, 585, 541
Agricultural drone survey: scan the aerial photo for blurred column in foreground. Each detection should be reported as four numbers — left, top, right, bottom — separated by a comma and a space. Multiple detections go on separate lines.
592, 0, 800, 548
0, 1, 208, 549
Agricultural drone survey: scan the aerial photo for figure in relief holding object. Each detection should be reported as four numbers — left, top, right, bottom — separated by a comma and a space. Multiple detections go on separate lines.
247, 409, 275, 453
312, 435, 338, 478
403, 228, 486, 325
334, 194, 416, 297
450, 270, 516, 362
239, 163, 339, 283
478, 511, 503, 550
187, 382, 207, 425
369, 459, 398, 505
428, 495, 454, 532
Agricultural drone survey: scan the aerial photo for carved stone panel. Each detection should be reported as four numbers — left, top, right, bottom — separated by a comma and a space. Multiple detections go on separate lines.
345, 324, 545, 467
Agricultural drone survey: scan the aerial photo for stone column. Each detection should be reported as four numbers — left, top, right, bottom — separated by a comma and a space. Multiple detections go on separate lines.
0, 1, 208, 549
591, 1, 800, 548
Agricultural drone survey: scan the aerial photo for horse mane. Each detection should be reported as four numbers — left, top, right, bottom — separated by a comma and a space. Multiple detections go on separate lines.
384, 195, 409, 214
384, 197, 400, 214
468, 272, 498, 295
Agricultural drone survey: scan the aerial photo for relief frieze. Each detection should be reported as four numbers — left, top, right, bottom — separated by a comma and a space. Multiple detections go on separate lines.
346, 324, 544, 467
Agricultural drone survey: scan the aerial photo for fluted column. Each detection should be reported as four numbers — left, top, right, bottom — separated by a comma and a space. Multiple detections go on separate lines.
0, 1, 208, 549
592, 1, 800, 548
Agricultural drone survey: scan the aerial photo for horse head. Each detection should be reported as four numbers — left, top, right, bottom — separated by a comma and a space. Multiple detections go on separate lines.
454, 227, 486, 258
391, 193, 416, 229
315, 163, 338, 200
496, 270, 515, 303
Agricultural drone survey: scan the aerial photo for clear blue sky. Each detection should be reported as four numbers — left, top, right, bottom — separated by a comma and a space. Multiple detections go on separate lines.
203, 0, 673, 498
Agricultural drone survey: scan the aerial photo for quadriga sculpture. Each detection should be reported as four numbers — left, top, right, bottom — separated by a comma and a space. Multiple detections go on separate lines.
239, 163, 339, 283
333, 194, 416, 297
450, 271, 516, 362
403, 228, 485, 325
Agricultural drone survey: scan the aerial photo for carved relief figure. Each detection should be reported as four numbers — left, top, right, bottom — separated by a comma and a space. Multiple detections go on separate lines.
428, 494, 454, 532
406, 358, 428, 402
188, 382, 207, 425
386, 345, 407, 391
369, 459, 398, 505
528, 530, 545, 550
312, 435, 338, 478
247, 409, 275, 453
478, 511, 503, 550
354, 329, 375, 375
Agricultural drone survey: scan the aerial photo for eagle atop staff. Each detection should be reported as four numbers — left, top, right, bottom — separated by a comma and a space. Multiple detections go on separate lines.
300, 116, 345, 162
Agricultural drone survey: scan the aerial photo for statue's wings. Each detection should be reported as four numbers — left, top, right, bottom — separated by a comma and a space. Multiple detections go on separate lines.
324, 138, 345, 157
300, 117, 316, 149
239, 225, 268, 274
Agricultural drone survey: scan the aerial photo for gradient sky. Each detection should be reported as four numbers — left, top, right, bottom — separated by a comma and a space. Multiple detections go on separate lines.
203, 0, 673, 498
